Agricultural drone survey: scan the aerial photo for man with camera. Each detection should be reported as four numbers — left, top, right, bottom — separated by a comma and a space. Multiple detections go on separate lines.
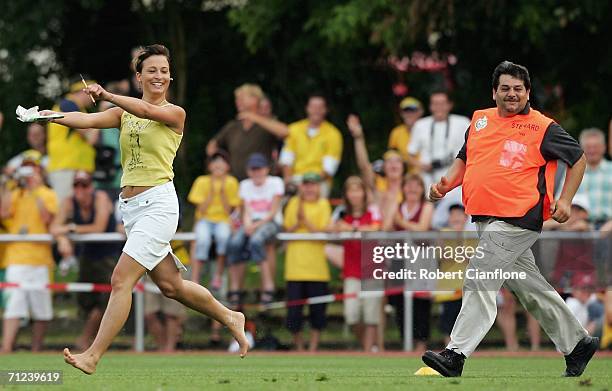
1, 153, 58, 352
407, 91, 470, 191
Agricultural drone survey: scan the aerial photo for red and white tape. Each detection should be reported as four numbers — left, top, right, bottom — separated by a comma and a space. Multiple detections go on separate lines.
0, 281, 456, 309
262, 287, 450, 310
0, 282, 136, 293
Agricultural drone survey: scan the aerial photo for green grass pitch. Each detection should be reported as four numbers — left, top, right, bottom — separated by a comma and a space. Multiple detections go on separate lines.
2, 353, 610, 390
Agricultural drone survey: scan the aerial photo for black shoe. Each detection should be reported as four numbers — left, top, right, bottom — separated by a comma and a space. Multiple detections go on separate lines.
563, 336, 599, 377
422, 349, 465, 377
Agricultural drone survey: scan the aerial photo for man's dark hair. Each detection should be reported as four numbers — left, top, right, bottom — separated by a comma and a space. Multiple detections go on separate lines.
492, 61, 531, 91
430, 89, 453, 102
131, 44, 171, 73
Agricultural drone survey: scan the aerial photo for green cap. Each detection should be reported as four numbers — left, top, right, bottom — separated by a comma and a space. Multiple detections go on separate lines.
302, 172, 322, 183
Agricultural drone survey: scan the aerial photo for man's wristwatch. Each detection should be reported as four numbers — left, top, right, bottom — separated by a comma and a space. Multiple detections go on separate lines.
68, 223, 77, 233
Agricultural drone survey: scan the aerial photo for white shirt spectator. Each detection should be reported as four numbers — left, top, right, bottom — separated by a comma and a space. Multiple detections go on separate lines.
566, 295, 595, 327
430, 187, 476, 231
239, 176, 284, 224
408, 114, 470, 189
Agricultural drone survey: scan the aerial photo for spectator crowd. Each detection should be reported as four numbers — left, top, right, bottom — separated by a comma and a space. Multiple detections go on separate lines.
0, 71, 611, 354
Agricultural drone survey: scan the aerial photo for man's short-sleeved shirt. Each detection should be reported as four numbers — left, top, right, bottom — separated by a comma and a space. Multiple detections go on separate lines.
388, 124, 411, 162
5, 186, 58, 267
408, 114, 471, 164
214, 120, 279, 181
577, 159, 612, 222
47, 98, 95, 172
279, 119, 343, 177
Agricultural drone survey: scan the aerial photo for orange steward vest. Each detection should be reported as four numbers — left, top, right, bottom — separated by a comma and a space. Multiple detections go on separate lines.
462, 107, 557, 220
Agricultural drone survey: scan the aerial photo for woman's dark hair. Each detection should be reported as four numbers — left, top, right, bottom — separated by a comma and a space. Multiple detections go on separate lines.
131, 44, 171, 73
492, 61, 531, 91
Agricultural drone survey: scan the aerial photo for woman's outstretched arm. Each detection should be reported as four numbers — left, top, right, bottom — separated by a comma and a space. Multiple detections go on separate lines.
42, 107, 123, 130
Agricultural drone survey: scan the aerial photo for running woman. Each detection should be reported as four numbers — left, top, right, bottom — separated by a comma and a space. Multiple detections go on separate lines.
42, 44, 249, 374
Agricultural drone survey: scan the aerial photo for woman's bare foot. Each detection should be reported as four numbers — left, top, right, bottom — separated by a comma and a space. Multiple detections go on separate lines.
226, 311, 249, 357
63, 348, 97, 375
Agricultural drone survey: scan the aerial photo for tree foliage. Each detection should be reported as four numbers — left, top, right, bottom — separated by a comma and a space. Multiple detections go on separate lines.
0, 0, 610, 198
229, 0, 612, 131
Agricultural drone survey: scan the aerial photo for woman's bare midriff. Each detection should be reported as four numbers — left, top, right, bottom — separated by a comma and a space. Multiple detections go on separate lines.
120, 185, 154, 199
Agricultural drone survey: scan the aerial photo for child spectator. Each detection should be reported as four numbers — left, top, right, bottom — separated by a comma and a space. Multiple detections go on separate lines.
389, 173, 434, 232
388, 173, 433, 353
283, 172, 331, 351
566, 274, 604, 338
227, 153, 284, 309
187, 150, 240, 290
332, 176, 382, 351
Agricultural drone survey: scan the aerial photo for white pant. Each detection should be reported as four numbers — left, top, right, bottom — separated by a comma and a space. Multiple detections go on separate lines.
447, 219, 587, 356
343, 278, 382, 326
3, 265, 53, 320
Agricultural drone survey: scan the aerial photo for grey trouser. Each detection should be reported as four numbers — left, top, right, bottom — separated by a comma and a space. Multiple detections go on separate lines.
447, 219, 587, 356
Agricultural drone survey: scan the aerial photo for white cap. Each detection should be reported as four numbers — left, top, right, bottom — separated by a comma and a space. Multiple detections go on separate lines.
571, 193, 590, 212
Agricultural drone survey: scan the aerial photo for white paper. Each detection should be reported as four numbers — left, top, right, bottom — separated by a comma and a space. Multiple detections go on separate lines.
16, 105, 63, 122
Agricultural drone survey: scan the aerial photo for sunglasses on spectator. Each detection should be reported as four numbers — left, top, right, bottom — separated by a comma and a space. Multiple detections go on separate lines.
73, 181, 92, 188
401, 107, 419, 112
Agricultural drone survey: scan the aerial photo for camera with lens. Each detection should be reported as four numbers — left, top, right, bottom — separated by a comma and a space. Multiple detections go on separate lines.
13, 165, 36, 188
0, 173, 10, 188
430, 156, 454, 170
285, 181, 298, 197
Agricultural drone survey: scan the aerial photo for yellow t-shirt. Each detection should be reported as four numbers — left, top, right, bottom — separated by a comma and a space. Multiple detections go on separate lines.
388, 124, 412, 162
120, 110, 182, 187
283, 196, 331, 282
187, 175, 240, 223
375, 175, 403, 203
283, 119, 343, 176
4, 186, 58, 267
47, 101, 95, 172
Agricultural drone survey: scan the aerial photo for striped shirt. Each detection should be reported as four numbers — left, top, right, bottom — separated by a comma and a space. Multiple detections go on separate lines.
578, 159, 612, 221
